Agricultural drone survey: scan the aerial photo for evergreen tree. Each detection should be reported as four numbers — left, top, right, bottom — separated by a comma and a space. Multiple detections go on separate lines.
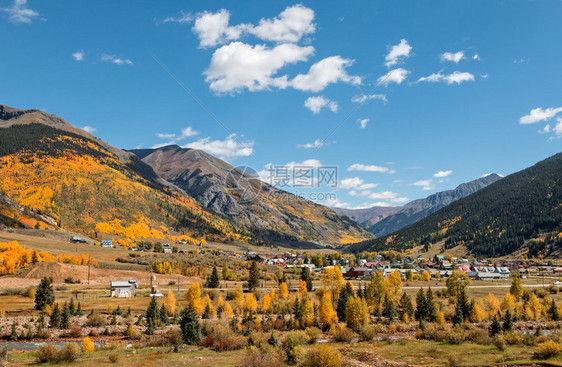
49, 303, 61, 329
293, 298, 303, 325
247, 261, 260, 291
489, 314, 501, 336
458, 288, 471, 321
35, 277, 55, 311
180, 306, 201, 345
337, 282, 353, 322
452, 301, 464, 326
398, 293, 414, 320
202, 302, 212, 319
36, 312, 45, 331
300, 267, 313, 292
382, 294, 397, 320
146, 296, 159, 327
502, 309, 513, 331
415, 288, 426, 321
206, 266, 220, 288
68, 297, 75, 314
61, 303, 71, 329
426, 288, 437, 322
549, 299, 559, 321
160, 304, 168, 324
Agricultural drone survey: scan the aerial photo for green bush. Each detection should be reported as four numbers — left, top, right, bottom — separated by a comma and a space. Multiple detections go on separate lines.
305, 327, 321, 344
358, 325, 377, 342
298, 345, 342, 367
108, 353, 120, 363
332, 325, 355, 343
282, 331, 308, 364
84, 313, 106, 327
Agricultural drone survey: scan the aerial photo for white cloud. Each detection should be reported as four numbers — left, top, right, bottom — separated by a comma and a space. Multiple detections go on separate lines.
72, 50, 84, 61
412, 179, 434, 191
433, 170, 453, 178
441, 51, 465, 63
377, 68, 409, 86
304, 96, 338, 114
384, 39, 412, 68
349, 190, 372, 197
192, 9, 247, 48
539, 124, 551, 134
473, 53, 481, 61
519, 107, 562, 125
81, 126, 96, 134
417, 71, 474, 85
367, 191, 407, 203
204, 42, 314, 93
339, 177, 378, 190
347, 163, 389, 173
290, 56, 361, 92
259, 159, 323, 186
324, 197, 350, 209
184, 134, 253, 160
351, 94, 387, 104
553, 118, 562, 136
155, 126, 200, 146
162, 11, 193, 24
248, 4, 315, 43
358, 118, 369, 129
298, 139, 324, 149
2, 0, 40, 23
101, 54, 133, 66
481, 73, 489, 79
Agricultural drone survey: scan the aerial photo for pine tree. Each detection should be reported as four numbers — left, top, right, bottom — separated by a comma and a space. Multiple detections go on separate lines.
61, 302, 71, 329
398, 293, 414, 320
415, 288, 426, 321
146, 296, 159, 328
301, 267, 313, 292
36, 312, 45, 331
549, 299, 559, 321
49, 303, 61, 329
452, 301, 464, 326
502, 309, 513, 331
68, 297, 75, 314
247, 261, 260, 291
337, 282, 353, 322
207, 266, 220, 288
202, 302, 212, 319
35, 277, 55, 311
426, 287, 437, 322
159, 304, 168, 324
180, 306, 201, 345
489, 314, 501, 336
382, 294, 397, 320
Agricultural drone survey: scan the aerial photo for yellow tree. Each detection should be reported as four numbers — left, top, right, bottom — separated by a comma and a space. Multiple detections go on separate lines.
368, 271, 385, 305
384, 270, 403, 302
301, 297, 315, 328
446, 270, 471, 300
262, 293, 272, 313
321, 266, 345, 300
527, 292, 542, 320
471, 301, 487, 322
221, 302, 234, 319
279, 282, 289, 300
319, 292, 338, 330
501, 292, 517, 311
165, 289, 177, 315
233, 284, 244, 311
421, 271, 431, 282
298, 279, 308, 298
485, 293, 500, 315
186, 282, 202, 314
345, 297, 369, 331
245, 293, 258, 313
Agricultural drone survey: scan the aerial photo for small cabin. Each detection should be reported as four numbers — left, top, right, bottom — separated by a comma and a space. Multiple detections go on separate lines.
110, 279, 138, 297
101, 240, 114, 248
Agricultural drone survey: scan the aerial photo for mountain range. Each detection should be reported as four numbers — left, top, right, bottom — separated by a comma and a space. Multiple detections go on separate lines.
347, 152, 562, 257
0, 104, 371, 247
333, 174, 502, 237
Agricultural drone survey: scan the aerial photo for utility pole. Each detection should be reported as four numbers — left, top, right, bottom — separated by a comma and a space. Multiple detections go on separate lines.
149, 252, 153, 295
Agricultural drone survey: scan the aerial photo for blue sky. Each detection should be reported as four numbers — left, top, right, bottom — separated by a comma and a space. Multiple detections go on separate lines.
1, 0, 561, 209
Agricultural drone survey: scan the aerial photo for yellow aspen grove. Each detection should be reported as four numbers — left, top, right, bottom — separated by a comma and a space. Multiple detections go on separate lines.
262, 294, 272, 313
421, 271, 431, 281
221, 302, 234, 319
186, 282, 202, 314
269, 288, 276, 302
345, 297, 369, 331
216, 294, 225, 309
501, 292, 517, 311
233, 284, 244, 311
471, 302, 487, 322
298, 279, 308, 297
384, 270, 403, 302
319, 292, 338, 329
301, 297, 315, 327
321, 266, 345, 300
279, 282, 289, 299
245, 293, 258, 312
485, 293, 500, 315
165, 290, 177, 315
528, 293, 542, 320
